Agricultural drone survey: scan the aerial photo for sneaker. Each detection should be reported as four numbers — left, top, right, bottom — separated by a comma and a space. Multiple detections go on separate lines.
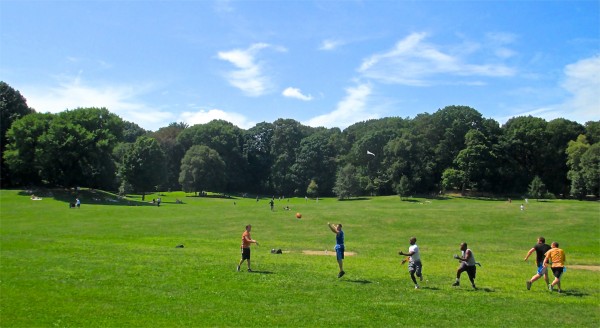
526, 281, 532, 290
558, 289, 562, 294
248, 268, 252, 272
237, 265, 240, 272
548, 284, 553, 291
415, 284, 420, 289
472, 284, 477, 290
338, 271, 345, 278
452, 281, 460, 287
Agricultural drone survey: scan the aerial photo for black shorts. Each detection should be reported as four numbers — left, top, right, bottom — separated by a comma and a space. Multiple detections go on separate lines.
241, 247, 251, 260
551, 267, 564, 279
458, 262, 476, 279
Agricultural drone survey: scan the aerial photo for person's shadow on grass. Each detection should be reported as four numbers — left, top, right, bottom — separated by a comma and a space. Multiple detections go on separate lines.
248, 270, 274, 274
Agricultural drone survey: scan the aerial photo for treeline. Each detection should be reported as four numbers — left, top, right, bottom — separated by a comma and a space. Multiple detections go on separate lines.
1, 81, 599, 199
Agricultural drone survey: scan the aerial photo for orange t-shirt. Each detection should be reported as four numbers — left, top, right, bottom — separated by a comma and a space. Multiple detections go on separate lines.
241, 231, 252, 248
545, 248, 566, 268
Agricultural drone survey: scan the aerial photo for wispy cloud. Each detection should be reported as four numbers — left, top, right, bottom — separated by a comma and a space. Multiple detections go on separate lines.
319, 39, 344, 51
217, 43, 285, 97
20, 75, 173, 131
179, 108, 255, 129
282, 87, 313, 101
305, 83, 376, 128
358, 32, 516, 86
498, 55, 600, 124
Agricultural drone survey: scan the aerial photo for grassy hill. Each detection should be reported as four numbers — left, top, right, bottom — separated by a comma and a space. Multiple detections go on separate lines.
1, 189, 598, 327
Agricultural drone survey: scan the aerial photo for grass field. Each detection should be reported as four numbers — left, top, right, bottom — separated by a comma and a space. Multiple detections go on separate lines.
1, 189, 599, 327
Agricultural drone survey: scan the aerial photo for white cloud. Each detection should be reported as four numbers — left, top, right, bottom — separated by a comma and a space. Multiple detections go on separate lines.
282, 87, 313, 101
499, 55, 600, 124
305, 83, 376, 128
358, 32, 515, 86
319, 39, 343, 51
19, 76, 173, 131
179, 108, 255, 129
217, 43, 285, 97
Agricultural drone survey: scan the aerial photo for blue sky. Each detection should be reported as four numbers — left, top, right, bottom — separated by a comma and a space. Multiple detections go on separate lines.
1, 0, 598, 131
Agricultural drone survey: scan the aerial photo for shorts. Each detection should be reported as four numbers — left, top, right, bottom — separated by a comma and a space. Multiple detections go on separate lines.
335, 244, 345, 261
408, 260, 422, 277
241, 247, 251, 260
551, 267, 564, 279
537, 263, 548, 275
458, 262, 476, 280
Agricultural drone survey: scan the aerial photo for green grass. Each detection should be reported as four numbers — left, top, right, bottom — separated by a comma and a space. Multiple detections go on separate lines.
1, 189, 599, 327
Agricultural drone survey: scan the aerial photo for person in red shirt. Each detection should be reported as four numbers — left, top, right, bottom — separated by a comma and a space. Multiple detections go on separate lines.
237, 225, 259, 272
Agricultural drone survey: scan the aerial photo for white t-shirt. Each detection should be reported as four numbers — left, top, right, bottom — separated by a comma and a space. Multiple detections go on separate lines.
409, 244, 420, 262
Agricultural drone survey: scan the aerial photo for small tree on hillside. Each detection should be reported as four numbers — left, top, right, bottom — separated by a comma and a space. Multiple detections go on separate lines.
396, 175, 411, 200
528, 175, 546, 201
306, 179, 319, 198
333, 164, 360, 200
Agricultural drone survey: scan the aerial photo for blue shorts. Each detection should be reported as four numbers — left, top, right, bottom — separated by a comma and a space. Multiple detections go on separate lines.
537, 263, 548, 275
335, 244, 345, 261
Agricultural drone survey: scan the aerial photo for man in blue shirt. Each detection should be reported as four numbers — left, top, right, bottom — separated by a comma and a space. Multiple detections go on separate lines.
328, 223, 345, 278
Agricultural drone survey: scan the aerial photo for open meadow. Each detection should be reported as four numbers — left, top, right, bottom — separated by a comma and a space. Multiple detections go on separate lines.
1, 189, 599, 327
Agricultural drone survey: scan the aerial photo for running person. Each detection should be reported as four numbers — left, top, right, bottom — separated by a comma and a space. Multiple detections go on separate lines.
399, 236, 423, 289
237, 225, 259, 272
453, 242, 477, 289
543, 241, 566, 293
524, 236, 551, 290
328, 223, 345, 278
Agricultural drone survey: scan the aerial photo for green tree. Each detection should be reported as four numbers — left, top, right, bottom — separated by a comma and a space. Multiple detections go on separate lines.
453, 129, 495, 194
244, 122, 274, 194
152, 122, 187, 191
270, 119, 307, 195
395, 175, 411, 200
291, 129, 339, 196
120, 136, 166, 198
179, 145, 226, 194
528, 176, 546, 201
566, 135, 590, 199
306, 179, 319, 198
3, 113, 52, 185
0, 81, 35, 186
333, 164, 360, 199
580, 143, 600, 197
177, 120, 247, 192
441, 168, 464, 192
498, 116, 549, 193
544, 118, 585, 195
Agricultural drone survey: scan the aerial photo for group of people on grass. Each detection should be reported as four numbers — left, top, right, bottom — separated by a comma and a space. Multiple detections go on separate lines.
236, 225, 566, 293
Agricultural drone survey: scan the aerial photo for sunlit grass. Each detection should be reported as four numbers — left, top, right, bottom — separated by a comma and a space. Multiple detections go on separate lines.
1, 189, 598, 327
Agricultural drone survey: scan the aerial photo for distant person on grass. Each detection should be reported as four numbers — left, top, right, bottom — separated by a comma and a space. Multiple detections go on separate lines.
328, 223, 345, 278
543, 241, 566, 293
524, 236, 551, 290
237, 224, 259, 272
453, 242, 478, 289
398, 236, 423, 289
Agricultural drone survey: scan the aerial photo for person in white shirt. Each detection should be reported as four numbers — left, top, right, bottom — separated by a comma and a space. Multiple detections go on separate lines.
399, 237, 423, 289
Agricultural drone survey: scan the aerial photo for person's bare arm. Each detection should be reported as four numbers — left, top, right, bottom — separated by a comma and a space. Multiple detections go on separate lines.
327, 223, 338, 234
524, 247, 535, 261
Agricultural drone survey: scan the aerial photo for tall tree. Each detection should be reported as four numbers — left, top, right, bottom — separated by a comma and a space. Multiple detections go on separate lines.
544, 118, 585, 196
177, 120, 247, 192
498, 116, 549, 193
120, 136, 166, 198
528, 176, 547, 201
0, 82, 35, 186
580, 142, 600, 197
179, 145, 226, 194
333, 164, 361, 199
243, 122, 275, 194
565, 135, 590, 199
152, 122, 187, 191
291, 129, 339, 196
270, 119, 307, 195
453, 129, 495, 193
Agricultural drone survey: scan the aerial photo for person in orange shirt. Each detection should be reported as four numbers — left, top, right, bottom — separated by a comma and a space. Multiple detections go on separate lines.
237, 225, 259, 272
543, 241, 566, 293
